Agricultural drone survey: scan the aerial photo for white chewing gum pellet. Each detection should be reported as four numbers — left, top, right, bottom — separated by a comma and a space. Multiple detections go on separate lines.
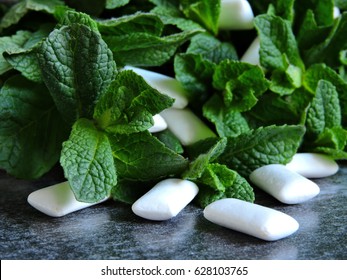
241, 37, 260, 65
123, 65, 189, 109
132, 178, 199, 221
218, 0, 254, 30
286, 153, 339, 178
148, 114, 167, 133
27, 181, 108, 217
160, 108, 216, 146
204, 198, 299, 241
249, 164, 320, 204
334, 7, 341, 18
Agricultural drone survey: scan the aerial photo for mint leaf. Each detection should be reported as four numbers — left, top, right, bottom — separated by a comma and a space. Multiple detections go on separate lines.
246, 88, 312, 127
174, 53, 215, 102
154, 130, 184, 154
60, 118, 116, 203
103, 27, 202, 67
187, 33, 238, 63
254, 14, 304, 71
195, 165, 255, 208
303, 13, 347, 68
294, 0, 335, 31
0, 30, 32, 75
106, 0, 130, 9
183, 138, 227, 180
0, 0, 64, 31
212, 60, 269, 111
60, 10, 99, 32
304, 63, 347, 126
203, 94, 250, 137
3, 25, 52, 82
306, 80, 341, 137
150, 2, 202, 31
216, 125, 305, 177
308, 127, 347, 159
97, 13, 164, 37
0, 75, 69, 179
182, 138, 254, 207
248, 0, 294, 22
94, 70, 174, 134
109, 131, 188, 181
180, 0, 220, 35
37, 23, 116, 124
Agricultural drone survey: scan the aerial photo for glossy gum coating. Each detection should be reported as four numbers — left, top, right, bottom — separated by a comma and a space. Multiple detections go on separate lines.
286, 153, 339, 178
132, 178, 199, 221
204, 198, 299, 241
148, 114, 167, 133
160, 108, 216, 146
218, 0, 254, 30
249, 164, 320, 204
27, 181, 108, 217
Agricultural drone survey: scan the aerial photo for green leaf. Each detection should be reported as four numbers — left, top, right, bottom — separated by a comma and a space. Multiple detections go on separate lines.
195, 165, 255, 208
306, 80, 341, 137
174, 53, 215, 103
150, 2, 202, 31
216, 125, 305, 177
106, 0, 130, 9
37, 23, 116, 124
307, 127, 347, 159
246, 88, 312, 127
3, 25, 53, 82
94, 70, 174, 134
180, 0, 220, 35
60, 10, 99, 32
248, 0, 294, 22
60, 118, 117, 203
0, 75, 69, 179
103, 27, 202, 67
203, 94, 250, 137
303, 13, 347, 68
154, 130, 184, 154
183, 137, 227, 180
0, 30, 32, 75
109, 131, 188, 181
187, 33, 238, 63
0, 0, 64, 31
304, 64, 347, 126
212, 60, 269, 111
254, 14, 304, 71
97, 12, 164, 36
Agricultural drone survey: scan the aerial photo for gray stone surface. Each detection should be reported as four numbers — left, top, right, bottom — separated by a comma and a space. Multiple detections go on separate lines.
1, 164, 346, 260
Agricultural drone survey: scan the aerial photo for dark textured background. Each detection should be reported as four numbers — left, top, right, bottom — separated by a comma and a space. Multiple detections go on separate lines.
1, 163, 346, 260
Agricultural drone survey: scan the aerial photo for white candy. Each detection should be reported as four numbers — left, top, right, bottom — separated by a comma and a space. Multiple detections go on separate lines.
123, 65, 189, 109
218, 0, 254, 30
131, 178, 199, 221
241, 37, 260, 65
249, 164, 320, 204
27, 181, 108, 217
286, 153, 339, 178
160, 108, 216, 146
148, 114, 167, 133
334, 7, 341, 19
204, 198, 299, 241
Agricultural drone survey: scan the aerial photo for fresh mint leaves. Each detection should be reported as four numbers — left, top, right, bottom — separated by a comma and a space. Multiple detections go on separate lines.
60, 118, 116, 202
0, 75, 70, 179
2, 1, 347, 209
38, 22, 116, 124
